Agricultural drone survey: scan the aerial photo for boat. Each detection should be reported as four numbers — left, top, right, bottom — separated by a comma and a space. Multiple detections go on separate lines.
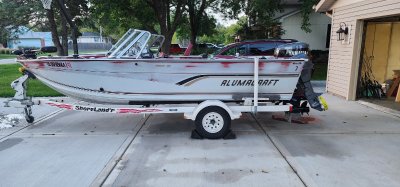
15, 29, 325, 111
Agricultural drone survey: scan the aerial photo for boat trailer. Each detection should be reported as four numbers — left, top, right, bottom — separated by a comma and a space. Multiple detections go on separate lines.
4, 58, 326, 139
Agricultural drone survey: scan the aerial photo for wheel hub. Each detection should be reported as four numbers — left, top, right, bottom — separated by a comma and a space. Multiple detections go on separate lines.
202, 112, 224, 133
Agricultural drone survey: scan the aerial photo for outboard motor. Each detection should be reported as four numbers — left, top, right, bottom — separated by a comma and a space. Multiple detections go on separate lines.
275, 42, 327, 112
274, 42, 309, 58
13, 48, 38, 59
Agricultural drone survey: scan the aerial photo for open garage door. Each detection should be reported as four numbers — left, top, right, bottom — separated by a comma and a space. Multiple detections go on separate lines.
358, 21, 400, 110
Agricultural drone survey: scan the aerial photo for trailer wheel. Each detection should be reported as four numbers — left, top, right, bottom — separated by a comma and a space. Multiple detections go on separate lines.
24, 106, 34, 123
25, 115, 34, 123
195, 106, 231, 139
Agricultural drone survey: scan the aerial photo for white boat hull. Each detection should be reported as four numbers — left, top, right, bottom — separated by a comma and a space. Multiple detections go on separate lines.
20, 58, 305, 105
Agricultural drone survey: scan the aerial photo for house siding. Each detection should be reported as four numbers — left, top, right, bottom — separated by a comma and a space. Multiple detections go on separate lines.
327, 0, 400, 99
9, 38, 42, 49
281, 12, 331, 50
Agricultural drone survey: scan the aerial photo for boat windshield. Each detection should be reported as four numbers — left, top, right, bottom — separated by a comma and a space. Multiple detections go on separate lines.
108, 29, 165, 59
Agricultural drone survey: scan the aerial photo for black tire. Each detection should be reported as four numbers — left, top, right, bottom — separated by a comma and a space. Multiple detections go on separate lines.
25, 115, 34, 123
195, 106, 231, 139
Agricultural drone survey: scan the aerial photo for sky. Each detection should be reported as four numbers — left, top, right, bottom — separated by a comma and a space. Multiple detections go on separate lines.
214, 12, 238, 26
211, 10, 247, 27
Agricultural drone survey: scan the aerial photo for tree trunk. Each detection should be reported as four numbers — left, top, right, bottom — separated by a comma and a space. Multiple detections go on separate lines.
190, 33, 196, 48
60, 0, 68, 56
46, 8, 64, 56
146, 0, 185, 55
70, 26, 79, 55
161, 30, 173, 55
164, 33, 174, 54
56, 0, 78, 55
187, 0, 207, 51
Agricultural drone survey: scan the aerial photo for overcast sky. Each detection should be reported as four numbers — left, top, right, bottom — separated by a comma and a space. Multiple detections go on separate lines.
211, 11, 243, 26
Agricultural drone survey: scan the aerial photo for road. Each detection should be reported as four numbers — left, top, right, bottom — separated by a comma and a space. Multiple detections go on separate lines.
0, 58, 17, 65
1, 91, 400, 186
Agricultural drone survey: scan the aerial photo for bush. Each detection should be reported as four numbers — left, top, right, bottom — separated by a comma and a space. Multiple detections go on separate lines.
0, 49, 6, 54
0, 48, 15, 55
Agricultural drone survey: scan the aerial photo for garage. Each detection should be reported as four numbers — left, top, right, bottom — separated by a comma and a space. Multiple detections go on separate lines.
315, 0, 400, 111
357, 19, 400, 110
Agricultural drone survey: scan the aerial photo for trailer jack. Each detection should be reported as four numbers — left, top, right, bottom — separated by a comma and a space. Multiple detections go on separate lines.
4, 74, 35, 123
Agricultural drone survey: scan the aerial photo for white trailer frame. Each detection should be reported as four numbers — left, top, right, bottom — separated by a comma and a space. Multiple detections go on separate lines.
6, 98, 292, 119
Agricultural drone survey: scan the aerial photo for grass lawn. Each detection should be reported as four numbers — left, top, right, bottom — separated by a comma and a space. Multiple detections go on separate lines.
312, 63, 328, 80
0, 54, 17, 59
0, 64, 63, 97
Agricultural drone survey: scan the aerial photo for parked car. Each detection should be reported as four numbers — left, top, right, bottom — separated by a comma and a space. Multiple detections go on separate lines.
213, 39, 297, 59
191, 43, 220, 55
169, 44, 186, 54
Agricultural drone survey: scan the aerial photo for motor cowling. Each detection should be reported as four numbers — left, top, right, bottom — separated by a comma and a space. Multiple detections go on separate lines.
274, 42, 309, 58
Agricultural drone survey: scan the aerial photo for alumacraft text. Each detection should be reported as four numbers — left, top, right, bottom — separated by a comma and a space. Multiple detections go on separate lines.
220, 79, 279, 86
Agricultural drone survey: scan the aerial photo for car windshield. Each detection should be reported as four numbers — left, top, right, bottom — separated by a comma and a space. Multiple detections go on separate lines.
212, 43, 235, 55
214, 41, 291, 56
248, 42, 285, 56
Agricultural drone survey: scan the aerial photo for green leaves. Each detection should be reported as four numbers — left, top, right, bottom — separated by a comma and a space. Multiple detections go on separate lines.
217, 0, 283, 39
90, 0, 158, 38
0, 0, 45, 46
299, 0, 319, 33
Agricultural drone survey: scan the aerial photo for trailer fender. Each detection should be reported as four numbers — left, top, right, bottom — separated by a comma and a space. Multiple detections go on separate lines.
184, 100, 241, 121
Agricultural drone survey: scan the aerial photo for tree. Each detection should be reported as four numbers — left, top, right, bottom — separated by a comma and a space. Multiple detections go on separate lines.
90, 0, 159, 39
176, 12, 217, 44
0, 0, 88, 55
299, 0, 320, 33
0, 0, 46, 47
145, 0, 186, 53
42, 0, 89, 56
55, 0, 89, 55
46, 6, 65, 55
92, 0, 186, 54
54, 0, 79, 54
186, 0, 218, 46
197, 24, 233, 45
220, 0, 283, 39
43, 0, 89, 55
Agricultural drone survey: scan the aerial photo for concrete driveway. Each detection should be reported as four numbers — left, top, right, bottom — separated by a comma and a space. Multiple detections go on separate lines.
1, 93, 400, 187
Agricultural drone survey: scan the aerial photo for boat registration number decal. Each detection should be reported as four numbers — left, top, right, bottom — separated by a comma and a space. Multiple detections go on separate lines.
47, 62, 72, 68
